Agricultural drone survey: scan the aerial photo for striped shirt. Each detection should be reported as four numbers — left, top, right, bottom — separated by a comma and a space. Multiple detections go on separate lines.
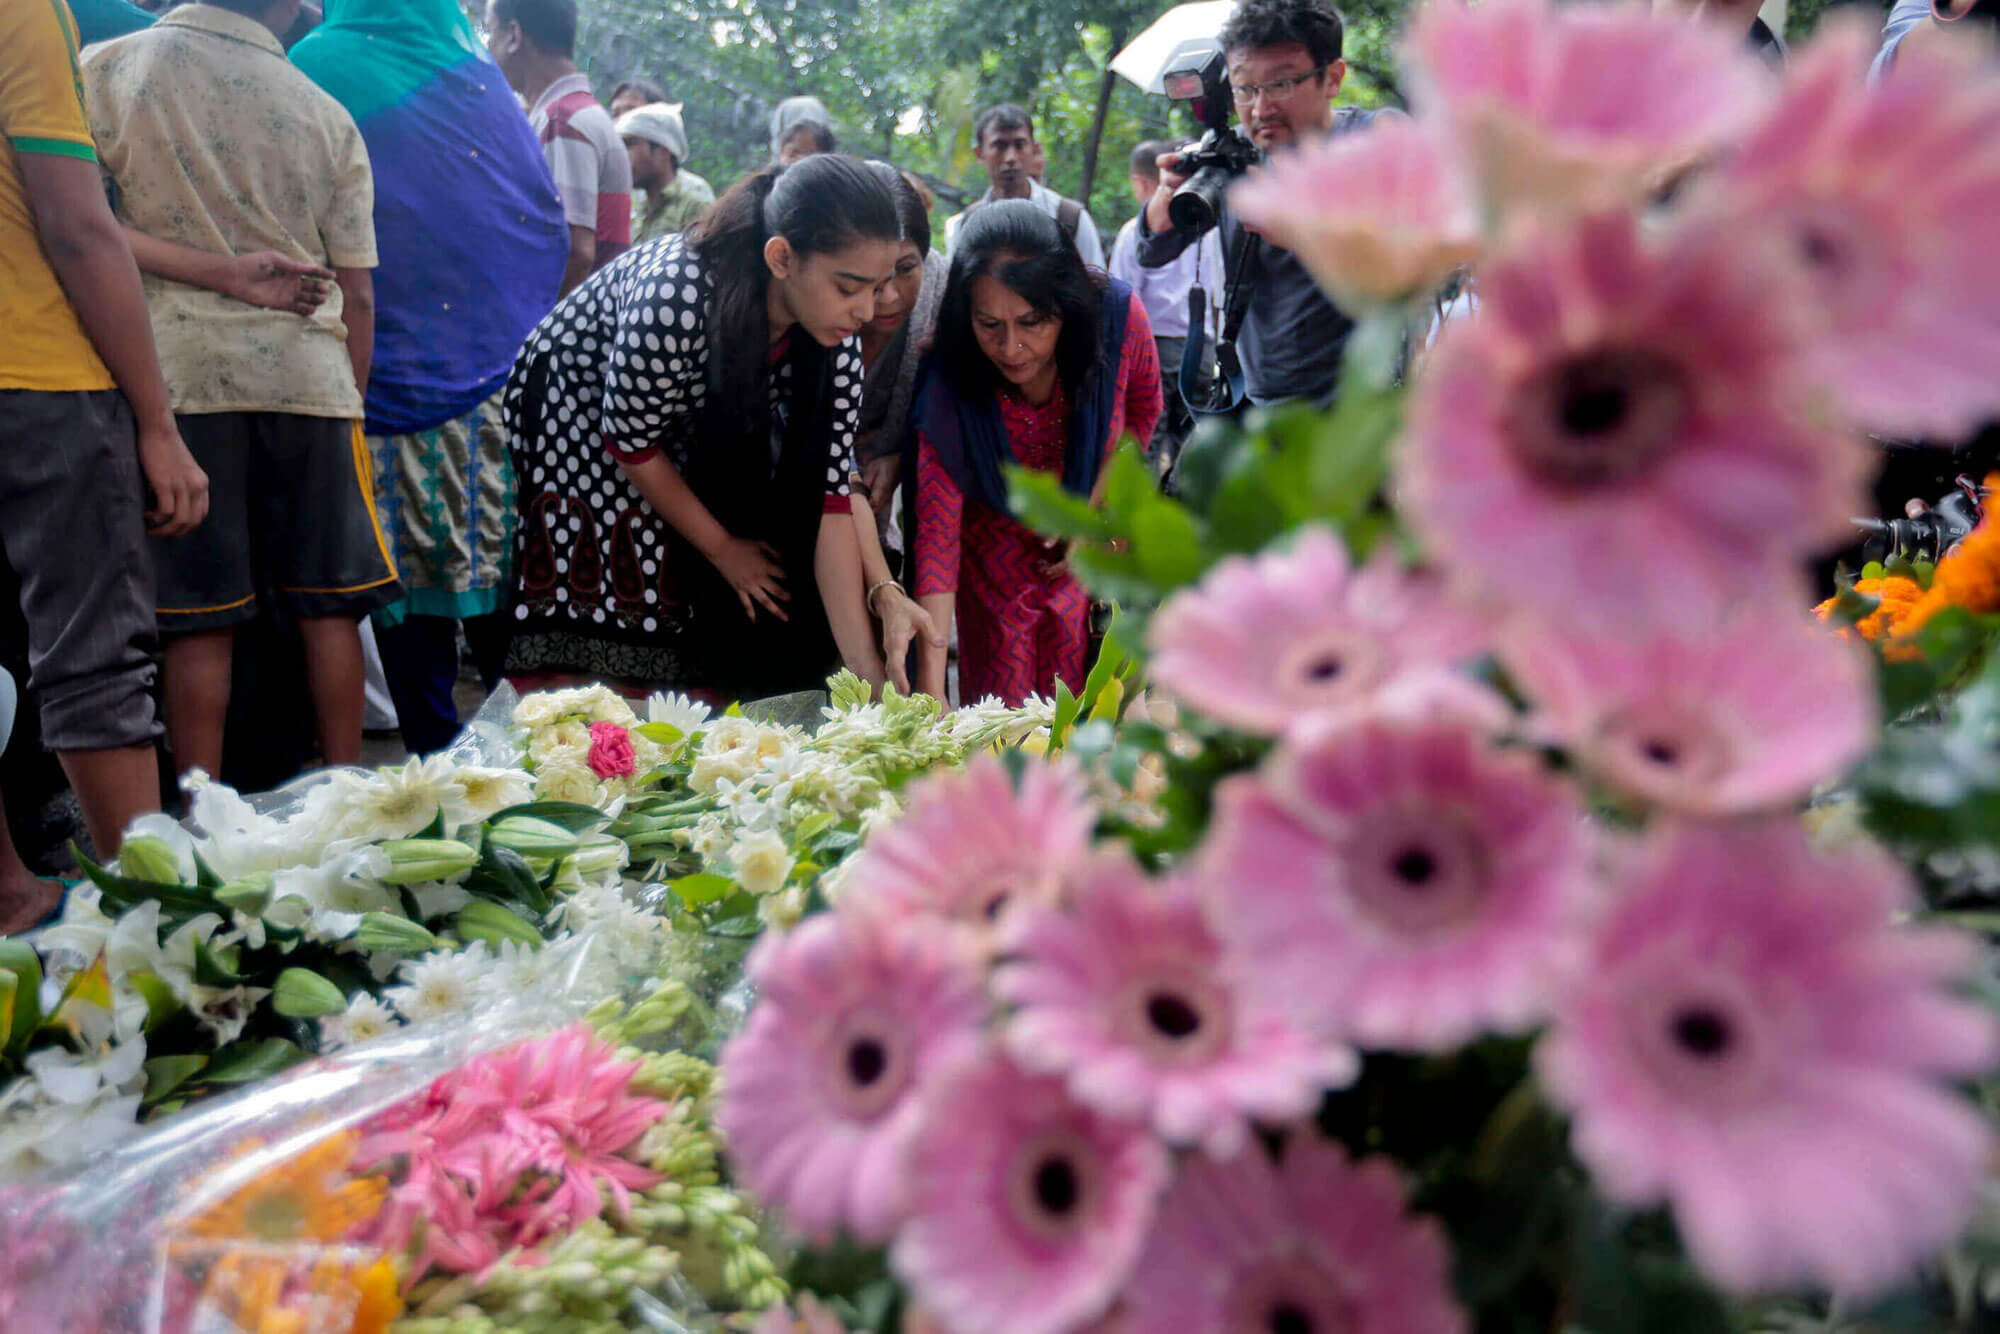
527, 73, 631, 268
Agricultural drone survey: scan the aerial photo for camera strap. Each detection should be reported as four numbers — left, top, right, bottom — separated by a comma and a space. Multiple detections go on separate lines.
1180, 227, 1256, 416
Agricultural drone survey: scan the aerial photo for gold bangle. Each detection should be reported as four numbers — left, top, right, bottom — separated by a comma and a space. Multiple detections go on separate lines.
866, 578, 899, 613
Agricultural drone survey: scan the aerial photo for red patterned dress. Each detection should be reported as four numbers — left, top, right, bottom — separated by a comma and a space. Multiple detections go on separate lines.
915, 293, 1162, 705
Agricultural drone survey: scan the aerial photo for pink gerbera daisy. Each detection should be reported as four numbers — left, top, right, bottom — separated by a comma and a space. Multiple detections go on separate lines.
1502, 602, 1877, 815
1695, 19, 2000, 441
1399, 207, 1870, 633
1197, 680, 1593, 1051
1230, 115, 1480, 312
1538, 819, 1999, 1296
718, 911, 986, 1244
893, 1046, 1169, 1334
1406, 0, 1768, 220
1122, 1137, 1466, 1334
838, 757, 1096, 939
995, 851, 1357, 1158
1146, 528, 1491, 737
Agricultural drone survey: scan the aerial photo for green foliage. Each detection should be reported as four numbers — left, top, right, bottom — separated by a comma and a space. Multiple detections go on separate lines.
576, 0, 1407, 232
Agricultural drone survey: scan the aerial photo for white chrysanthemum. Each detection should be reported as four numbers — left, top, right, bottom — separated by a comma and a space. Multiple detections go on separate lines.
730, 829, 796, 898
385, 946, 489, 1024
602, 904, 669, 973
477, 939, 554, 1004
557, 877, 629, 933
449, 765, 537, 825
319, 993, 399, 1050
647, 691, 713, 733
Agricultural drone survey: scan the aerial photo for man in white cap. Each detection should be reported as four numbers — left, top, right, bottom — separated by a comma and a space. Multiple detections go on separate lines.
616, 101, 714, 245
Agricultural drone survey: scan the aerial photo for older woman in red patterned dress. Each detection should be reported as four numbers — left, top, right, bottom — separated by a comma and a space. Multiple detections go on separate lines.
911, 201, 1162, 706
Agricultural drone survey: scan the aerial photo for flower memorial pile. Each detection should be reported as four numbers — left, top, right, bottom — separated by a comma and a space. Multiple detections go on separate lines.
0, 674, 1055, 1182
0, 970, 781, 1334
711, 4, 2000, 1331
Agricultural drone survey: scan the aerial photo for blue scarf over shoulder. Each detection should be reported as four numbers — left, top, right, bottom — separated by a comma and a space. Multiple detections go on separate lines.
916, 278, 1133, 512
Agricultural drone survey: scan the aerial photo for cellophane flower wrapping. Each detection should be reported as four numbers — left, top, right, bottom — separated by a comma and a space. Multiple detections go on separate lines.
0, 918, 779, 1334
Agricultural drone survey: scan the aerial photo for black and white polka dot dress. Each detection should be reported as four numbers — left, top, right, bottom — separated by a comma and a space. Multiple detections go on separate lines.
503, 235, 859, 686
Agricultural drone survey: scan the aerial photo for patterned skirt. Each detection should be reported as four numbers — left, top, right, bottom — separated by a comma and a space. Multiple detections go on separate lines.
367, 392, 515, 628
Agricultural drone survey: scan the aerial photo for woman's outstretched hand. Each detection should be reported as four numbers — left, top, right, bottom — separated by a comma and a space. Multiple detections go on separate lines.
875, 585, 944, 694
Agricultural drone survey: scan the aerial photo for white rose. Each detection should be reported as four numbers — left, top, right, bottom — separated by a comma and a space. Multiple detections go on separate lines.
514, 692, 563, 728
730, 829, 795, 898
690, 752, 754, 794
701, 716, 758, 758
587, 691, 639, 727
536, 759, 603, 805
757, 883, 810, 930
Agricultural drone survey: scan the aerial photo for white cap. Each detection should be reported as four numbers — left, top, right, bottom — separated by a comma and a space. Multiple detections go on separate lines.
615, 102, 689, 165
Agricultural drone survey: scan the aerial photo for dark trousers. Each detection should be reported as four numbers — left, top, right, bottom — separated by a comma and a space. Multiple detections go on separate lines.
374, 613, 512, 756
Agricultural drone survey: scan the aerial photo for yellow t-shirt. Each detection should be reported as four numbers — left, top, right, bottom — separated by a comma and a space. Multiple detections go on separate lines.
0, 0, 114, 392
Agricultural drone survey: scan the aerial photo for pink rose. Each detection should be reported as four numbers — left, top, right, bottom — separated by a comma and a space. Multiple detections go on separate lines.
586, 721, 638, 778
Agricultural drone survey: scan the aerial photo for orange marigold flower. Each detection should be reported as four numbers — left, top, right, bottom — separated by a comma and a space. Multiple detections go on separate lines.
169, 1132, 403, 1334
1815, 575, 1923, 642
182, 1131, 387, 1244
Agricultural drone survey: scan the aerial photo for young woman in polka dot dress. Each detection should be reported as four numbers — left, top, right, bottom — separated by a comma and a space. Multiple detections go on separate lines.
503, 155, 938, 699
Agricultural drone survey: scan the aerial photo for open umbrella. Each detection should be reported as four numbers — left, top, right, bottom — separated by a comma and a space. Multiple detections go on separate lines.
1110, 0, 1236, 94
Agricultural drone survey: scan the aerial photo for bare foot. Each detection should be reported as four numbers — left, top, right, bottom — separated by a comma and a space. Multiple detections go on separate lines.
0, 874, 63, 937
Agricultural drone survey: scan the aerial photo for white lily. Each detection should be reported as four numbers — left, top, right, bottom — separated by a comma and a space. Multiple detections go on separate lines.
269, 840, 397, 942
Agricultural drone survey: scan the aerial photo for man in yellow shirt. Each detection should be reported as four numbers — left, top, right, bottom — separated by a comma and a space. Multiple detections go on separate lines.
0, 0, 208, 932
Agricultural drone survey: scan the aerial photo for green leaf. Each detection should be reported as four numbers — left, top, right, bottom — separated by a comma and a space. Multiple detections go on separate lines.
0, 940, 42, 1057
202, 1037, 308, 1085
1569, 1195, 1732, 1334
467, 843, 553, 916
671, 873, 737, 908
1005, 467, 1120, 543
73, 849, 218, 921
1128, 497, 1208, 591
141, 1054, 209, 1108
191, 850, 225, 890
192, 935, 243, 988
635, 721, 685, 746
484, 801, 612, 834
0, 969, 14, 1055
127, 970, 182, 1032
1051, 680, 1082, 746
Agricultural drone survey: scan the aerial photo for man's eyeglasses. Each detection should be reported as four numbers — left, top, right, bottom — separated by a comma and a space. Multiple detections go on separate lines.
1229, 67, 1327, 105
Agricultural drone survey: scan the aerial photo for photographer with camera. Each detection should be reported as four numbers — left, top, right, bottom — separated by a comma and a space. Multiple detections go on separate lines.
1137, 0, 1385, 409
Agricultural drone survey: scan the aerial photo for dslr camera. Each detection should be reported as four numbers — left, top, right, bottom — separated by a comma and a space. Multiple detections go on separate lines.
1161, 48, 1261, 234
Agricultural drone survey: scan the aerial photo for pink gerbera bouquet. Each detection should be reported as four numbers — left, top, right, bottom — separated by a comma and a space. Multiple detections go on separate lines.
714, 5, 2000, 1333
